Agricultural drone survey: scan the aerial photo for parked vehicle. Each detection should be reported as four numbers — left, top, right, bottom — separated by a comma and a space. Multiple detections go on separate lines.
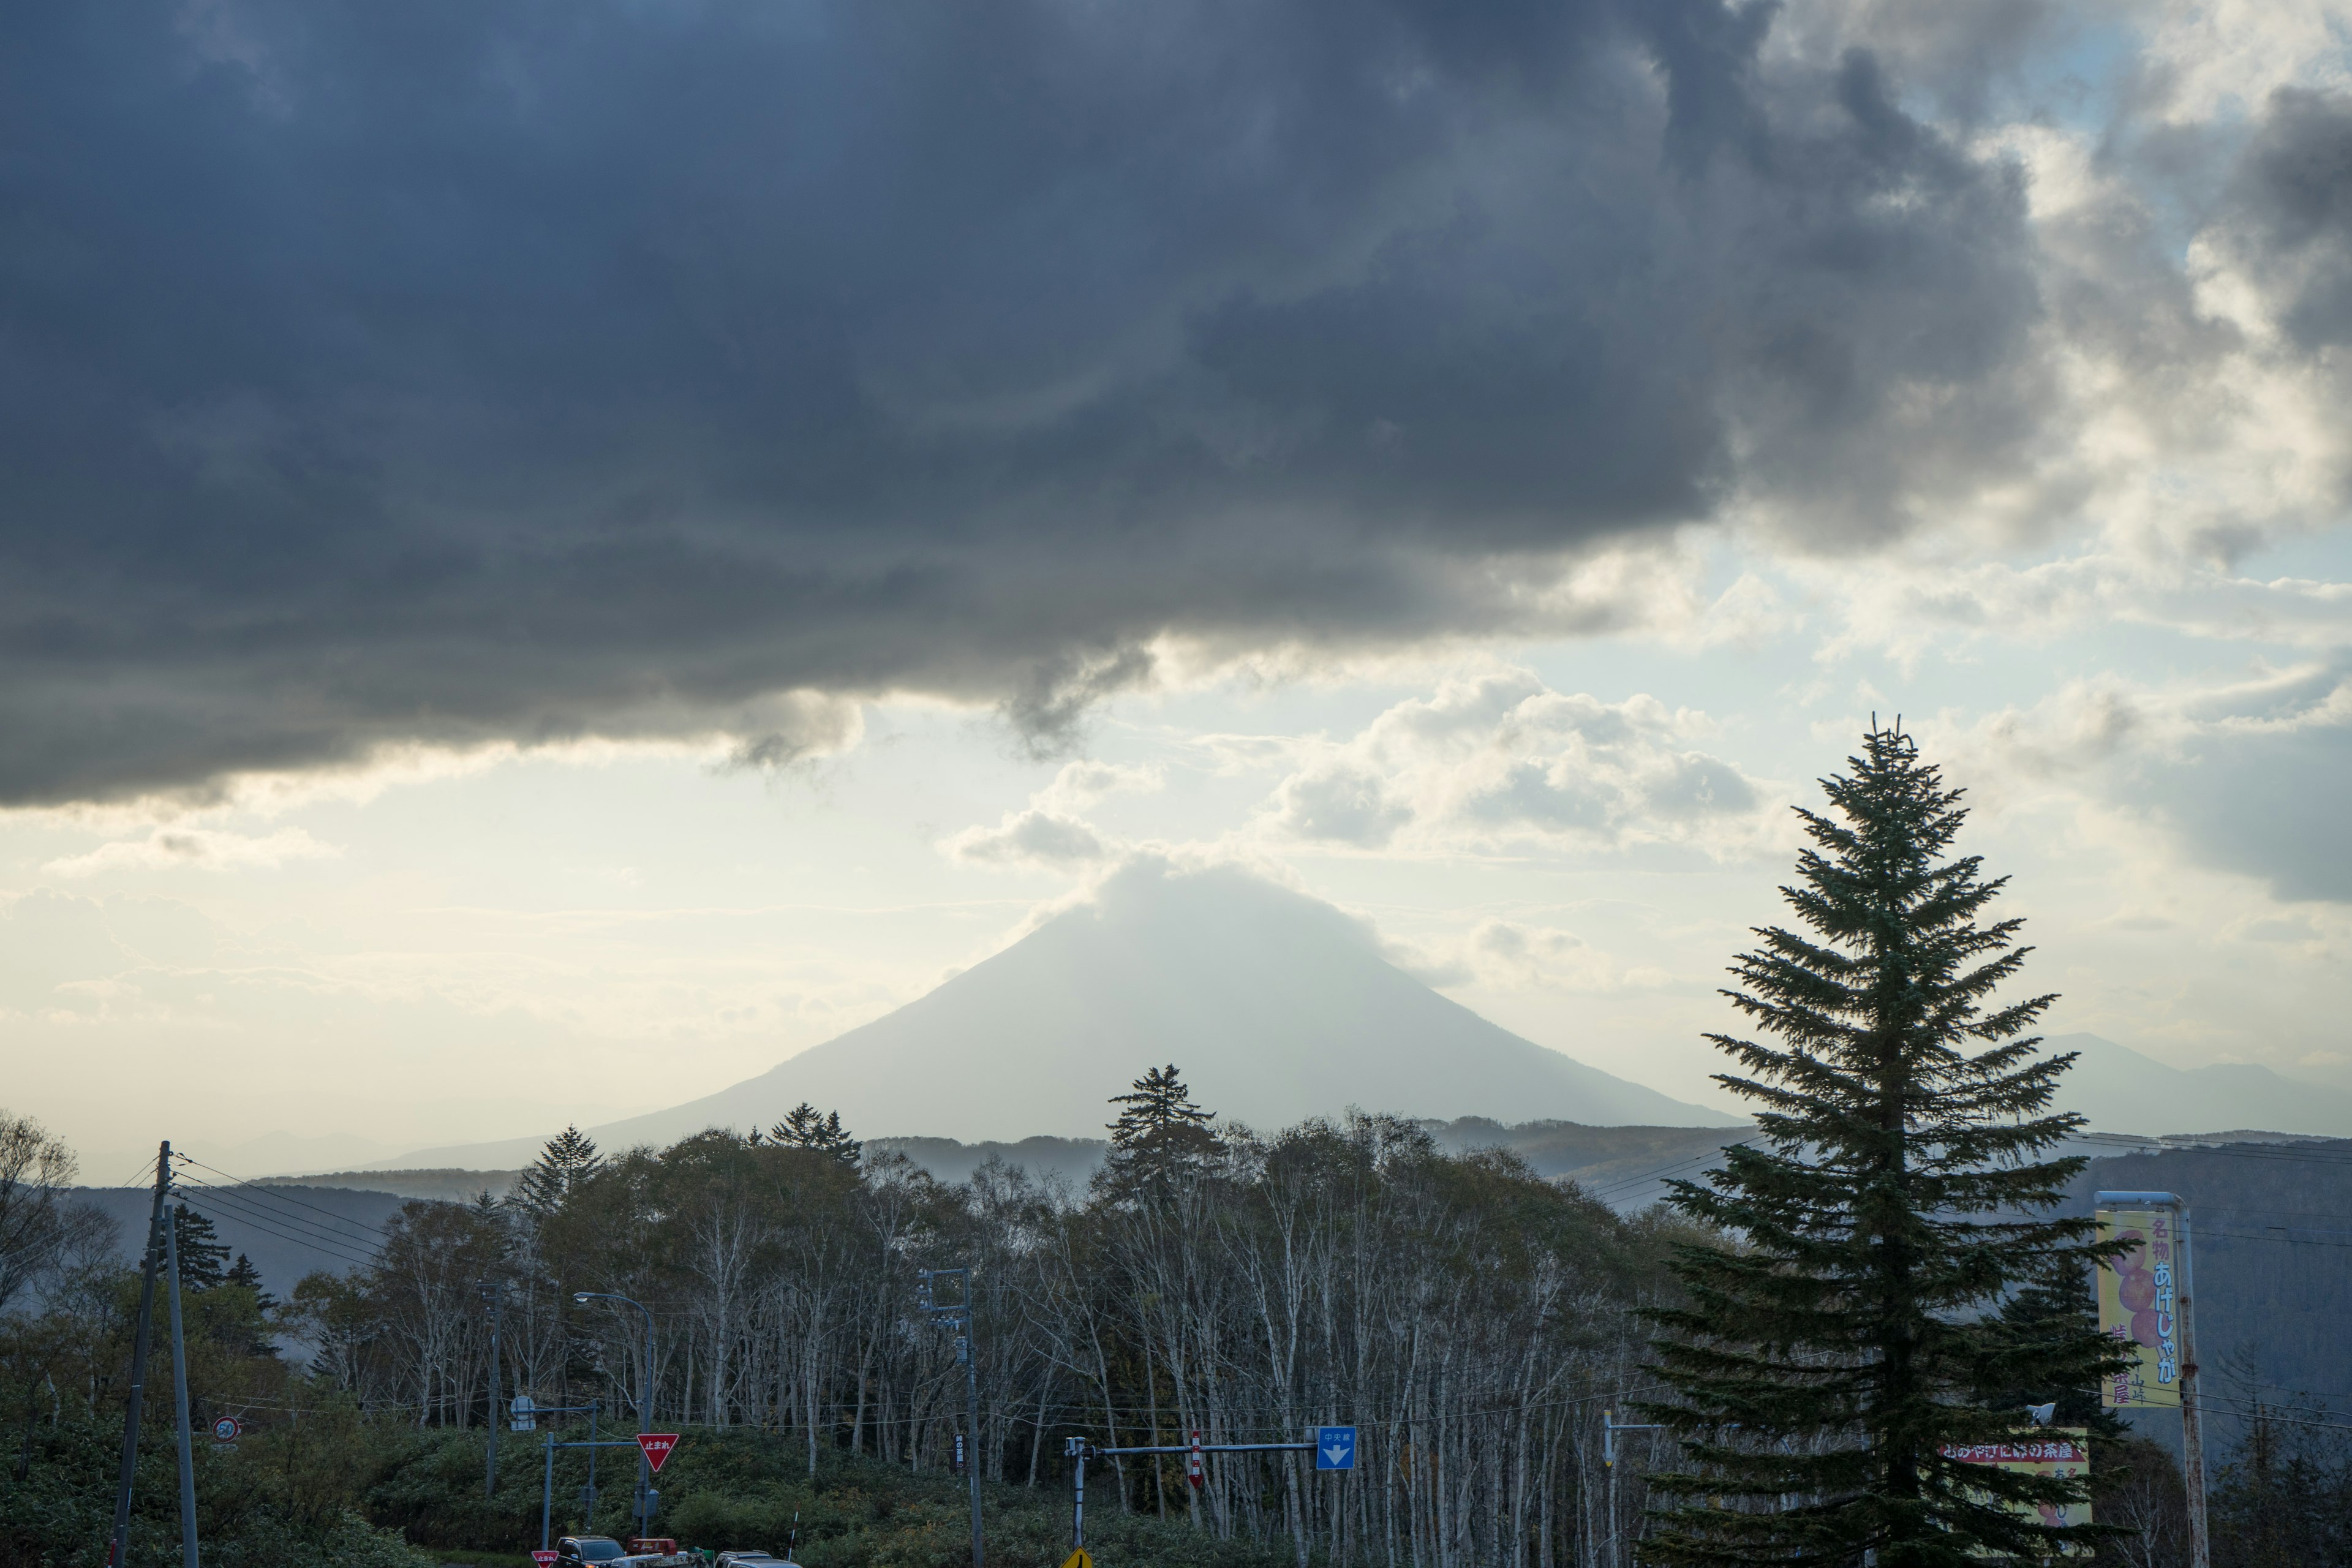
714, 1554, 786, 1567
555, 1537, 629, 1566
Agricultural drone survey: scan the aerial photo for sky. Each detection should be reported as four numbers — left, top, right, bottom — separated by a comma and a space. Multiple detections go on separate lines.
3, 0, 2350, 1177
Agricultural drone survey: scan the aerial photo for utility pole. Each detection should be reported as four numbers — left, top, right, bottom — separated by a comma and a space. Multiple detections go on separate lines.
918, 1268, 982, 1567
2096, 1191, 2210, 1568
482, 1281, 503, 1500
164, 1203, 200, 1568
108, 1143, 172, 1568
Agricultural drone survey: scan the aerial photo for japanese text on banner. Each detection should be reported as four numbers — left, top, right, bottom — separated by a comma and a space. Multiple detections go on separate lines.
2095, 1209, 2181, 1408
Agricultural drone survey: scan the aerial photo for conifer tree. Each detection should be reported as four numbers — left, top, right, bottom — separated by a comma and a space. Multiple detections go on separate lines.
512, 1125, 605, 1216
170, 1203, 230, 1291
1099, 1064, 1219, 1193
222, 1251, 276, 1311
1641, 723, 2120, 1566
771, 1103, 862, 1166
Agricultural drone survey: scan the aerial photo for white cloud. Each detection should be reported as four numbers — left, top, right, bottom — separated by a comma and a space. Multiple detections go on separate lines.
1259, 667, 1782, 859
43, 826, 342, 877
943, 810, 1115, 869
1384, 917, 1678, 995
1035, 760, 1163, 812
938, 758, 1161, 870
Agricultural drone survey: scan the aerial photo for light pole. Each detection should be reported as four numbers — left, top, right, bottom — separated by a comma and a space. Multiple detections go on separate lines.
576, 1292, 656, 1542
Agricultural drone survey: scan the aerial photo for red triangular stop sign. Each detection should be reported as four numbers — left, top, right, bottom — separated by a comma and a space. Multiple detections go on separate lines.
532, 1553, 558, 1567
636, 1433, 680, 1473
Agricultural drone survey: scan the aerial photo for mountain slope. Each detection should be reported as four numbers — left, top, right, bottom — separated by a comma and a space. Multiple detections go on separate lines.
382, 861, 1737, 1167
2046, 1033, 2352, 1137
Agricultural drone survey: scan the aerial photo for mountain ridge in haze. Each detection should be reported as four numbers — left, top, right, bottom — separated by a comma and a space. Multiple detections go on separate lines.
380, 860, 1738, 1167
2046, 1032, 2352, 1137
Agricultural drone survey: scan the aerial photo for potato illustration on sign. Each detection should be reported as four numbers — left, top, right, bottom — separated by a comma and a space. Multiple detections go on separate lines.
2096, 1211, 2181, 1408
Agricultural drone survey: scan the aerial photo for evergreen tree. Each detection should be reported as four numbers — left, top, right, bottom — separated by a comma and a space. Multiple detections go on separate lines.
1973, 1256, 2126, 1440
222, 1251, 276, 1311
512, 1126, 605, 1216
772, 1104, 862, 1166
1099, 1064, 1219, 1192
1640, 724, 2122, 1566
169, 1204, 230, 1291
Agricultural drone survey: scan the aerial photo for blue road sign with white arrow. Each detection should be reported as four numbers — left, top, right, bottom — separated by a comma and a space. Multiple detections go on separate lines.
1314, 1427, 1356, 1471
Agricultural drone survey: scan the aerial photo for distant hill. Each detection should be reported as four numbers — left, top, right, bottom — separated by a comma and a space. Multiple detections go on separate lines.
864, 1121, 1750, 1197
868, 1136, 1107, 1189
382, 860, 1738, 1168
1424, 1118, 1747, 1205
2046, 1034, 2352, 1138
2060, 1137, 2352, 1452
257, 1168, 519, 1203
72, 1184, 408, 1299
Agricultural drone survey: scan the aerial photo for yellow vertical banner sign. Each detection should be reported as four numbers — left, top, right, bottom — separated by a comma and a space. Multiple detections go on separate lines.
2097, 1208, 2183, 1408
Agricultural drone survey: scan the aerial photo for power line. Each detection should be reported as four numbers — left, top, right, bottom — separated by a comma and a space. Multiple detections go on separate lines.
2075, 1134, 2352, 1169
1575, 1139, 1761, 1205
167, 1185, 382, 1272
167, 1180, 384, 1271
2200, 1227, 2352, 1251
175, 1155, 402, 1241
171, 1170, 390, 1251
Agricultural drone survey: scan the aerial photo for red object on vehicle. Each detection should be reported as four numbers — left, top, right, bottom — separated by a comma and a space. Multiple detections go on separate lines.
532, 1552, 557, 1567
627, 1540, 677, 1555
1188, 1430, 1205, 1490
636, 1433, 680, 1473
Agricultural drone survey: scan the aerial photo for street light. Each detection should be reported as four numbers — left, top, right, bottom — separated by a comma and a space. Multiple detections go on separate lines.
576, 1292, 656, 1541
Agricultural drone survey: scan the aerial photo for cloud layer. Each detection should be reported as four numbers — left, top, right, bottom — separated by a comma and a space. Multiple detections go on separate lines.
12, 0, 2299, 802
1262, 669, 1777, 858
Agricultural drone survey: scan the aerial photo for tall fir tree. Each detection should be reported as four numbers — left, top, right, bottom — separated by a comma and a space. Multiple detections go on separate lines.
1640, 723, 2123, 1566
511, 1125, 605, 1216
1098, 1064, 1219, 1194
170, 1203, 230, 1291
771, 1104, 862, 1166
222, 1251, 276, 1311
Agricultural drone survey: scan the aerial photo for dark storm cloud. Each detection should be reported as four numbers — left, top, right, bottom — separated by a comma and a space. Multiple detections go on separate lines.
0, 0, 2051, 803
2230, 90, 2352, 351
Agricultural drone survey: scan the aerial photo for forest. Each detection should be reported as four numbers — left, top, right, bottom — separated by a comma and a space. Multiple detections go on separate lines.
265, 1077, 1701, 1567
4, 1079, 1714, 1568
4, 1077, 2351, 1566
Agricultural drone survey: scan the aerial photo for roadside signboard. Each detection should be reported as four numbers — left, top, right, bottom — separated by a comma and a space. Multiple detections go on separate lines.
1313, 1427, 1355, 1471
637, 1433, 680, 1473
1059, 1552, 1091, 1568
2096, 1209, 2183, 1407
511, 1393, 538, 1431
209, 1416, 241, 1444
532, 1552, 558, 1567
1940, 1431, 2092, 1532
